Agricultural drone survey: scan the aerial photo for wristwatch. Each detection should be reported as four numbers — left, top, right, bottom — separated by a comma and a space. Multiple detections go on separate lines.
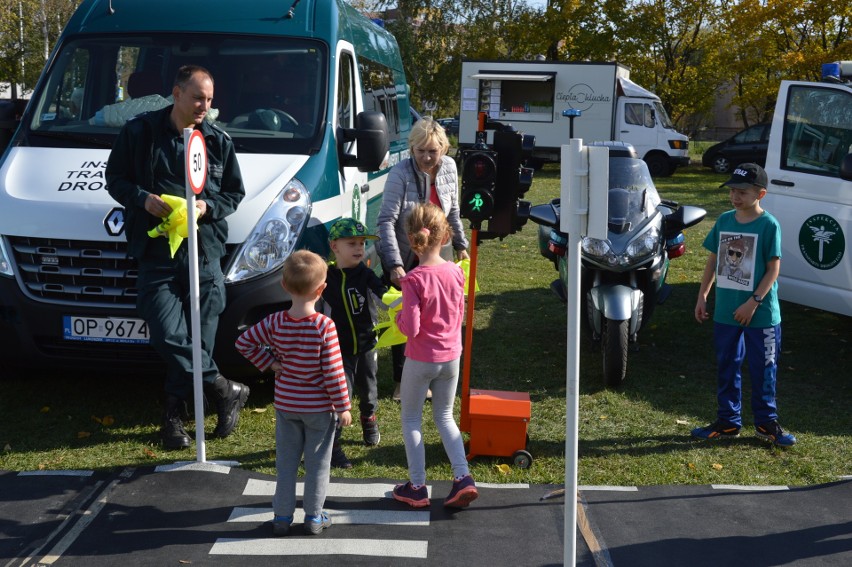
752, 294, 763, 304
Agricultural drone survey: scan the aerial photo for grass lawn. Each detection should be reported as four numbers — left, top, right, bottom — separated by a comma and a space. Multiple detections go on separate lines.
1, 159, 850, 487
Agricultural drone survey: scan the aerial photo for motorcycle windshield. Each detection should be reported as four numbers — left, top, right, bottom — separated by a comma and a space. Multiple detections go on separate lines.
607, 157, 661, 234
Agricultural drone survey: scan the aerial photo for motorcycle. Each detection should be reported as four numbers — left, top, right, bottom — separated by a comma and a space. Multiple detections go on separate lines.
529, 142, 706, 388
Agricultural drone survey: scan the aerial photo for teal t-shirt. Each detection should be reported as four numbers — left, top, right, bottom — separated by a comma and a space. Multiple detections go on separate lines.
703, 210, 782, 327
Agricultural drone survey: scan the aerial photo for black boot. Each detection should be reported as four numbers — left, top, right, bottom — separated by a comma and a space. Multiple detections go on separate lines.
208, 375, 250, 438
161, 396, 191, 450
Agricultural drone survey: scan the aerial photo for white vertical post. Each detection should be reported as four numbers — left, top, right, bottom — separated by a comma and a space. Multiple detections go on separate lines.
561, 139, 586, 567
184, 127, 206, 464
561, 140, 609, 566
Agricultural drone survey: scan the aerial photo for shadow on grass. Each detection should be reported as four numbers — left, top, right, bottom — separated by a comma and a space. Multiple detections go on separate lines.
468, 279, 852, 440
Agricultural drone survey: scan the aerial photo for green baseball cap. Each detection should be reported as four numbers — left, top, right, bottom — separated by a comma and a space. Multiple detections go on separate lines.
328, 218, 379, 241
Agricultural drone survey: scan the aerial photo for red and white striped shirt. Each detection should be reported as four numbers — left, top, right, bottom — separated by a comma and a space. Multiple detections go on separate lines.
235, 311, 350, 413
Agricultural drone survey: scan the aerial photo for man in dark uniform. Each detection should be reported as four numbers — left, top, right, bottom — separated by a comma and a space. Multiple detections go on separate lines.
106, 65, 249, 449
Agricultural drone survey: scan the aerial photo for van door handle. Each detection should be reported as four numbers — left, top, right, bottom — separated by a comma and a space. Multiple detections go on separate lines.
360, 184, 370, 194
770, 179, 794, 187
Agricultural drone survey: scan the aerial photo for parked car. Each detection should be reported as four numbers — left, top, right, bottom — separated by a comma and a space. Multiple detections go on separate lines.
701, 123, 770, 173
437, 116, 459, 136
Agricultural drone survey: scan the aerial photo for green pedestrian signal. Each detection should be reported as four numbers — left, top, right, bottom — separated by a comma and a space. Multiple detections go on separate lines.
459, 147, 497, 224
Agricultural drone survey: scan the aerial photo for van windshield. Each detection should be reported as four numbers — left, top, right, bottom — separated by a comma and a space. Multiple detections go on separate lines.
25, 34, 327, 154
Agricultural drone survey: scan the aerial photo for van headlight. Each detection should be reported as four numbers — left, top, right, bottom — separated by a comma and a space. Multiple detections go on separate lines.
224, 179, 311, 283
0, 237, 13, 277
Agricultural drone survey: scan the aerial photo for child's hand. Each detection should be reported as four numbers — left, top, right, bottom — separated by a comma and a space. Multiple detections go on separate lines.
270, 361, 282, 373
337, 410, 352, 428
733, 300, 758, 327
694, 298, 710, 323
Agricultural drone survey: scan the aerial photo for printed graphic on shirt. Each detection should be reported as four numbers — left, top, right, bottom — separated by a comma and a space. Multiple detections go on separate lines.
347, 287, 367, 315
717, 232, 757, 290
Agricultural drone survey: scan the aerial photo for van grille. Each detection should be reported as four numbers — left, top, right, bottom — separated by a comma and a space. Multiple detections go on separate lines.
8, 236, 138, 307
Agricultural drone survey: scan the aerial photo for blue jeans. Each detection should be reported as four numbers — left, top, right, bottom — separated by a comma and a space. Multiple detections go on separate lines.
400, 357, 469, 486
273, 410, 336, 518
714, 322, 781, 427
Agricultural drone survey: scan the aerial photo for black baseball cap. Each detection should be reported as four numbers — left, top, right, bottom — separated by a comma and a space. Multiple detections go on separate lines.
720, 163, 768, 190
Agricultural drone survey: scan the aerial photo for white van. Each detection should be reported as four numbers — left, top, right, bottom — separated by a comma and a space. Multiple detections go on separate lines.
458, 60, 690, 176
0, 0, 412, 373
762, 61, 852, 316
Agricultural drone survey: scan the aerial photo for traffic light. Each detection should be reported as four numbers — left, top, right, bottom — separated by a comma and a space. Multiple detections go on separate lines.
459, 133, 498, 226
484, 129, 536, 238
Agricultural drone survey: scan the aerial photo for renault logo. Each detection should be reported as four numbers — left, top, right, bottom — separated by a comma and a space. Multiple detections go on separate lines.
104, 207, 125, 236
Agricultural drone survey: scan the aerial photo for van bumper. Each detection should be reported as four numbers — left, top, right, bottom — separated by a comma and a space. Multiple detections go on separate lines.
0, 269, 288, 378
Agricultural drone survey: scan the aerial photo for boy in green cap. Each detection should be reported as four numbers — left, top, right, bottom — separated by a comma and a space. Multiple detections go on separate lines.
321, 218, 388, 467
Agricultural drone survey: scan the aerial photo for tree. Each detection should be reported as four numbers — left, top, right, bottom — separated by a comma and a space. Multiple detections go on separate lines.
715, 0, 852, 128
0, 0, 81, 98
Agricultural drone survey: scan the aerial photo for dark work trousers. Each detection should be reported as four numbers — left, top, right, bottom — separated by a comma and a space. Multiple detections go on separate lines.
136, 245, 226, 400
342, 350, 379, 418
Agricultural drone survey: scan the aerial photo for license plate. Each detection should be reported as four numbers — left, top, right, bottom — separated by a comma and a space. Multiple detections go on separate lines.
63, 316, 150, 344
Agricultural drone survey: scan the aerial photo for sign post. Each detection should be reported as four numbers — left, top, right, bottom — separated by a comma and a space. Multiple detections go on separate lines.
561, 139, 608, 566
185, 128, 207, 464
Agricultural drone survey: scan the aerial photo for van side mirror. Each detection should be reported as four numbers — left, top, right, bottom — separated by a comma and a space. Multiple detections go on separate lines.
841, 153, 852, 182
338, 111, 389, 172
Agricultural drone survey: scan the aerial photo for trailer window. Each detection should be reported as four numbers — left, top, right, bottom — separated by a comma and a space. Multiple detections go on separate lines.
473, 76, 554, 123
781, 85, 852, 178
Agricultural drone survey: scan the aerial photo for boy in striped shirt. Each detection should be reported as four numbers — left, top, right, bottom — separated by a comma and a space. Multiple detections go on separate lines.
235, 250, 352, 536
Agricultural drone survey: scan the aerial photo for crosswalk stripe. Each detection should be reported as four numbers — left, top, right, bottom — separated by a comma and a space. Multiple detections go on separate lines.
242, 479, 433, 499
210, 537, 428, 558
228, 506, 430, 526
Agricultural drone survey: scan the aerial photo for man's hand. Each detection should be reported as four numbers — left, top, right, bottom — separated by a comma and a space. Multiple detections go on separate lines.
145, 194, 172, 218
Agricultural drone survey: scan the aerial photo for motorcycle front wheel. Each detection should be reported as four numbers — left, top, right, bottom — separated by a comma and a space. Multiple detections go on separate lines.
602, 318, 629, 388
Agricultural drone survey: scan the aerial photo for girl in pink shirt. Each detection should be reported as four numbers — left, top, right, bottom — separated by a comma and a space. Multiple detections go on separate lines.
392, 203, 478, 509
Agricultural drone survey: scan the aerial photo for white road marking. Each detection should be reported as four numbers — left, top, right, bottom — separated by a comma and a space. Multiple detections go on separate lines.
227, 506, 430, 526
242, 479, 432, 498
210, 537, 428, 558
711, 484, 789, 491
477, 482, 530, 489
155, 461, 238, 474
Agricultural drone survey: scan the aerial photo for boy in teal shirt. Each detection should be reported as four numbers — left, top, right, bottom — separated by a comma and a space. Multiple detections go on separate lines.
692, 163, 796, 447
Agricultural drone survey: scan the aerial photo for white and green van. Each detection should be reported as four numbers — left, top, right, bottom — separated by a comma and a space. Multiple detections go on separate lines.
763, 61, 852, 317
0, 0, 412, 373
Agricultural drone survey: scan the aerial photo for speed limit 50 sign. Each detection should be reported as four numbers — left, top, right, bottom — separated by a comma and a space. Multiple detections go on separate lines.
186, 129, 207, 195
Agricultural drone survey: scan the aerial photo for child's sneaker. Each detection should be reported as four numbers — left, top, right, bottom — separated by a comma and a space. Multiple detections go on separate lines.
304, 512, 332, 535
444, 475, 478, 508
330, 444, 352, 469
392, 482, 429, 508
755, 420, 797, 447
361, 414, 381, 446
271, 514, 292, 536
691, 419, 741, 440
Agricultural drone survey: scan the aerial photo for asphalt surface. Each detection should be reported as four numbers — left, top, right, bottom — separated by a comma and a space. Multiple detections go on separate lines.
1, 463, 850, 566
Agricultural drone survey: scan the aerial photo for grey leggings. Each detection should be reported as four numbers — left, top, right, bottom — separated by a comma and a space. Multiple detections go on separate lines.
273, 410, 336, 518
399, 357, 470, 486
